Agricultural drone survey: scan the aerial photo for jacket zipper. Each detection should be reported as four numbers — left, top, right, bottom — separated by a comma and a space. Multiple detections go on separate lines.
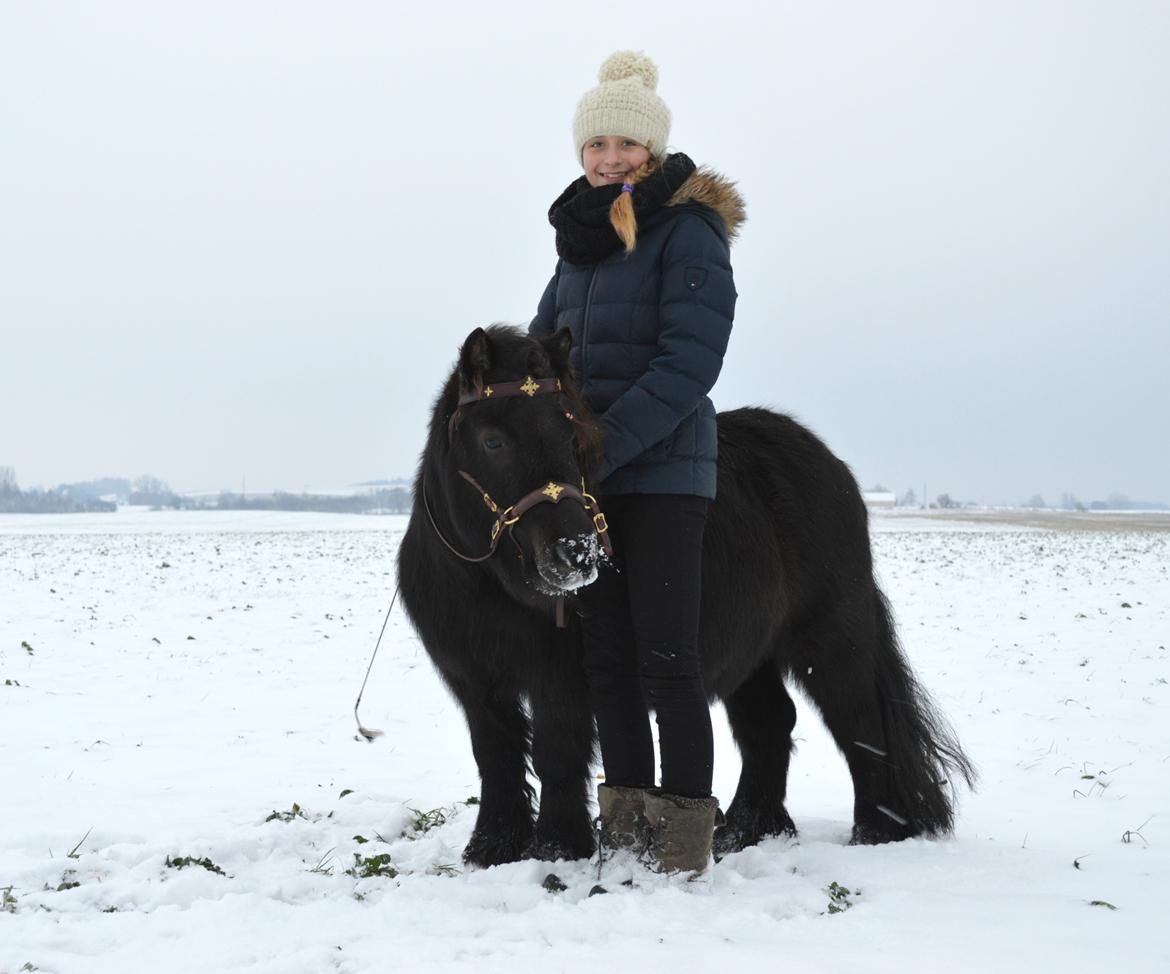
581, 265, 600, 384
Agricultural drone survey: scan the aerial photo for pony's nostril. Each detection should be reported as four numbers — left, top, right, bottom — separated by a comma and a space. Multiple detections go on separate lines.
553, 540, 576, 570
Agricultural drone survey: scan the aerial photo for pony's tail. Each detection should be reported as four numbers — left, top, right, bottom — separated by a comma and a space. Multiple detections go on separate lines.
873, 588, 977, 835
609, 156, 659, 253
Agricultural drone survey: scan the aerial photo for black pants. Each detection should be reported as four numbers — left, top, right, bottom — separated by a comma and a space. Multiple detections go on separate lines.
578, 493, 713, 799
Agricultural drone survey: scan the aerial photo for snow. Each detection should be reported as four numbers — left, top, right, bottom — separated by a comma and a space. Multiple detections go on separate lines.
2, 511, 1167, 972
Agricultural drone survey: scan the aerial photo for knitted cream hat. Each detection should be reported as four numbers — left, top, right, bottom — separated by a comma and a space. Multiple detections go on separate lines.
572, 51, 671, 161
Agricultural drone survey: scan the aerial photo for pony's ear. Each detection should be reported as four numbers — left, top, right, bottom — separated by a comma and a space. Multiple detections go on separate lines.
458, 328, 492, 391
542, 327, 573, 377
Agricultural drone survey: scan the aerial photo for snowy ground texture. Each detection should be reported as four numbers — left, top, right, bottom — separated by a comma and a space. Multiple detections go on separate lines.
2, 509, 1168, 973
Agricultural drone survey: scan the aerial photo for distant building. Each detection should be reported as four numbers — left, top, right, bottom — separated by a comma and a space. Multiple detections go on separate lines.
862, 491, 897, 509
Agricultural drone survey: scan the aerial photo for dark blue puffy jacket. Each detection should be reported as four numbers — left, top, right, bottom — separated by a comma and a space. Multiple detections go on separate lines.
529, 167, 743, 498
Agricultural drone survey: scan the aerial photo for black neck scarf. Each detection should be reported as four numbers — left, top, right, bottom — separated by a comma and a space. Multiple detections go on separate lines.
548, 152, 697, 265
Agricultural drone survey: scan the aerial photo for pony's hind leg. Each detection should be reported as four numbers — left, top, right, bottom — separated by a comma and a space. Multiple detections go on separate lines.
789, 587, 973, 844
714, 658, 798, 855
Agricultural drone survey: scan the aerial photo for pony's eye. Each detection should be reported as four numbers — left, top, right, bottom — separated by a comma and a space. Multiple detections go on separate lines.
483, 436, 504, 451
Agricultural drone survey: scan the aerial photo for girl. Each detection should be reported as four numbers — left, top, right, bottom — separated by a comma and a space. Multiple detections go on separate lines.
529, 51, 742, 873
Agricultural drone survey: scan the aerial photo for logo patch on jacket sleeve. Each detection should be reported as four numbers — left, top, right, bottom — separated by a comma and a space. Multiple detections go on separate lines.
685, 267, 707, 291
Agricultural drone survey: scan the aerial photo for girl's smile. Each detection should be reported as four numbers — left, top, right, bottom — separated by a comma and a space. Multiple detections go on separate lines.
582, 136, 651, 188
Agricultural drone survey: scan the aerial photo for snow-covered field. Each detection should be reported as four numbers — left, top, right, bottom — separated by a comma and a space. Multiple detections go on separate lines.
2, 510, 1167, 973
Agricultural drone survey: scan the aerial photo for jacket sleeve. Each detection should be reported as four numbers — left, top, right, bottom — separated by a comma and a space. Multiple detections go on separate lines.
528, 262, 561, 337
596, 215, 736, 480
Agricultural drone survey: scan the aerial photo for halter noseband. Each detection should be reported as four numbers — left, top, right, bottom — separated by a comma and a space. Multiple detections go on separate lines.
454, 469, 612, 558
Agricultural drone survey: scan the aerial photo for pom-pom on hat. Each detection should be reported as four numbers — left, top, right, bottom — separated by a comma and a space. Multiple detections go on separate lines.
572, 51, 671, 161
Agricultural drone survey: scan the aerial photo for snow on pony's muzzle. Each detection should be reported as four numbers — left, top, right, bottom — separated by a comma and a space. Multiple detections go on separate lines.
534, 531, 601, 595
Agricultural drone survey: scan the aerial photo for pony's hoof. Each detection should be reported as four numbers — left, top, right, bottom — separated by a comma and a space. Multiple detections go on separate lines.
849, 821, 917, 846
713, 809, 797, 855
526, 832, 595, 862
462, 825, 534, 868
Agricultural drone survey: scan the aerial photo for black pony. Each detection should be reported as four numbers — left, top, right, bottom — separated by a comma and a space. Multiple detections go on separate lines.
398, 324, 975, 867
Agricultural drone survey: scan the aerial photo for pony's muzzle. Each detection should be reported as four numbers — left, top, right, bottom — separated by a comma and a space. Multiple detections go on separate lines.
535, 531, 601, 594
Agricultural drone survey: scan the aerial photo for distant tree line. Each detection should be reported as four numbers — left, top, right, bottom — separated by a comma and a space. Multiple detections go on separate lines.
874, 483, 1167, 512
0, 466, 118, 513
128, 475, 185, 508
0, 466, 413, 515
1023, 492, 1167, 512
213, 488, 411, 515
9, 462, 1165, 515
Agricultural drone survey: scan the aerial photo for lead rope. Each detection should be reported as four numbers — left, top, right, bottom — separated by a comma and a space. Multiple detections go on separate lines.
353, 581, 401, 742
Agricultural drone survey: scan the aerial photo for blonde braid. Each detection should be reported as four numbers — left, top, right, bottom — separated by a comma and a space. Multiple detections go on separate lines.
609, 156, 660, 253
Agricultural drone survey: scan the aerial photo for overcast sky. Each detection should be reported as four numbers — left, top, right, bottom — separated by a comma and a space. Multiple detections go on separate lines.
3, 1, 1167, 506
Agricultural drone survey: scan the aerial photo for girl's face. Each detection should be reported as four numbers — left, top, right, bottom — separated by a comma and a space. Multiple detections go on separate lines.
581, 136, 651, 188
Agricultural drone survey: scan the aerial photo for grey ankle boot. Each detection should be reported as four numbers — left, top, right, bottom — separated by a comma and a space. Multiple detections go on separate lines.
643, 790, 722, 874
596, 784, 649, 852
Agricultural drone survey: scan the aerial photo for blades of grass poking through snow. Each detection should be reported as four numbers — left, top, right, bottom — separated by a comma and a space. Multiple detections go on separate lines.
166, 855, 226, 876
52, 869, 80, 892
403, 804, 455, 838
67, 827, 93, 859
307, 849, 335, 876
1, 886, 17, 913
346, 853, 397, 879
266, 803, 308, 823
825, 881, 860, 915
1122, 817, 1152, 846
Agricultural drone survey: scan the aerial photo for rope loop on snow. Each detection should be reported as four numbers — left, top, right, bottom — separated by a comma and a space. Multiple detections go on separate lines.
353, 581, 401, 742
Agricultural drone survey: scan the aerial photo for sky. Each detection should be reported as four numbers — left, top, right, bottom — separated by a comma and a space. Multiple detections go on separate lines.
2, 1, 1167, 506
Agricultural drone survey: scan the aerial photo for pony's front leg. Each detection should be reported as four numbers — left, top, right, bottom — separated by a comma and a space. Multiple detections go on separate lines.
528, 668, 596, 862
455, 685, 536, 868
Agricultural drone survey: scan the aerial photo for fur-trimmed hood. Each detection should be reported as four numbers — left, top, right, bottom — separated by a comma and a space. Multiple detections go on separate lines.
667, 167, 746, 243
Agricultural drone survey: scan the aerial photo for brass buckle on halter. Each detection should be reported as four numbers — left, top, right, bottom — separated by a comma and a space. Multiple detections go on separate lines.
491, 507, 517, 542
579, 481, 607, 535
482, 493, 499, 513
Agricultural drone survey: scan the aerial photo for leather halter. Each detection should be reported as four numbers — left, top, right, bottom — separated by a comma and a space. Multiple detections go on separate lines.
426, 374, 613, 626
